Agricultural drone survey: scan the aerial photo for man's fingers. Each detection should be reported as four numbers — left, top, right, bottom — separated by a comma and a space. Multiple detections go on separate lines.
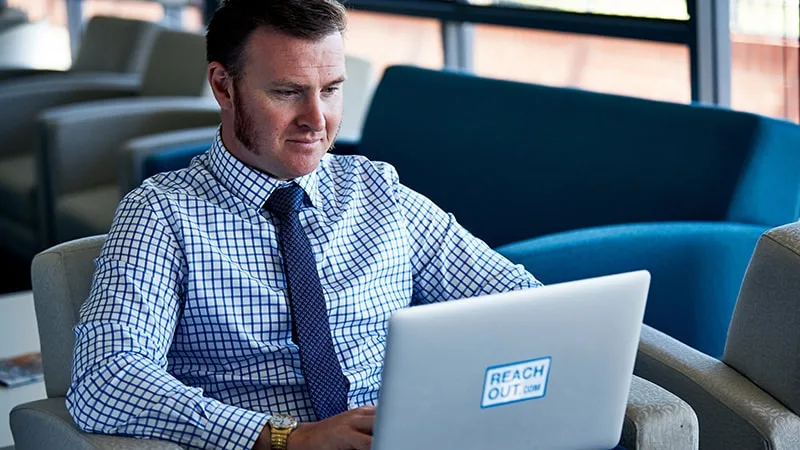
350, 415, 375, 434
346, 430, 372, 450
353, 405, 376, 416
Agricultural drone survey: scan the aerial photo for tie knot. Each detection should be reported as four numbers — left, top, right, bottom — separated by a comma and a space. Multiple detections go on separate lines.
266, 184, 305, 216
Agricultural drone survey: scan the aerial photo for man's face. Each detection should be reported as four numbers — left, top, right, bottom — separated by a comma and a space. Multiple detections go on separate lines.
213, 27, 346, 180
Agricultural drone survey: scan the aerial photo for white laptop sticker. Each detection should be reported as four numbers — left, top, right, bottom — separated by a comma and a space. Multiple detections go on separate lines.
480, 357, 552, 408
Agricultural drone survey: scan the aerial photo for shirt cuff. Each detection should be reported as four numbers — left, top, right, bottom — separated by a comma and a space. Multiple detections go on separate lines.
195, 399, 271, 449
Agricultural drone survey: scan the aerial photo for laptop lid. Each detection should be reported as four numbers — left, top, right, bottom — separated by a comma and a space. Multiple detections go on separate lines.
371, 270, 650, 450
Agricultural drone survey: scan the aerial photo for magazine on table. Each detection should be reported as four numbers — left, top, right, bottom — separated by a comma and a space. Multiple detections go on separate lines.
0, 352, 44, 387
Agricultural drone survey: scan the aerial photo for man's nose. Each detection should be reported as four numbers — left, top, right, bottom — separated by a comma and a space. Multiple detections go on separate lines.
298, 96, 326, 131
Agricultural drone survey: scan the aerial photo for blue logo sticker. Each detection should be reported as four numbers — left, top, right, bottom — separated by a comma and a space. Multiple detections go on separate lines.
480, 356, 552, 408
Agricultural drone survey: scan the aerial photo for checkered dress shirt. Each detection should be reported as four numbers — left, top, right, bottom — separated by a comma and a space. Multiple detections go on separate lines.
66, 129, 541, 449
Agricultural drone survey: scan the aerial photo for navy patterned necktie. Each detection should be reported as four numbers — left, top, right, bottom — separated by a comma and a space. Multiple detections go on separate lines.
265, 183, 349, 420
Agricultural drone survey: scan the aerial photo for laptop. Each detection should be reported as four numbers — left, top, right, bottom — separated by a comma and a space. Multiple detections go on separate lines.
371, 270, 650, 450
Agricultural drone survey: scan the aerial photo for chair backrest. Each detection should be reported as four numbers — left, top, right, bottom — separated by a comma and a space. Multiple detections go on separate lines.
139, 28, 208, 97
724, 221, 800, 416
358, 65, 800, 248
71, 16, 159, 75
30, 235, 106, 398
340, 54, 375, 141
119, 125, 218, 194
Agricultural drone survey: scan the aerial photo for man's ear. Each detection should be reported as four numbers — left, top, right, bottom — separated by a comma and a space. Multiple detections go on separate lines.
208, 62, 234, 110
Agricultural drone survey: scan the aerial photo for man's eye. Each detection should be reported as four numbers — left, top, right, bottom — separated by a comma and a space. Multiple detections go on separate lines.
323, 87, 340, 94
275, 90, 297, 97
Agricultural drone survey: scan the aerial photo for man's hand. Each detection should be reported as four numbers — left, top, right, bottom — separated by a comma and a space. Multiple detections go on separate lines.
288, 406, 376, 450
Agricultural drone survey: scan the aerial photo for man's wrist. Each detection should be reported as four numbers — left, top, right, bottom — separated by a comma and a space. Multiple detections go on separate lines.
285, 423, 307, 450
253, 423, 271, 450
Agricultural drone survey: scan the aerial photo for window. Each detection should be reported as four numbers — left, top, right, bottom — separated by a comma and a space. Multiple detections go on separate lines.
82, 0, 165, 23
730, 0, 799, 122
8, 0, 203, 34
7, 0, 58, 22
465, 0, 689, 20
344, 10, 444, 82
82, 0, 204, 31
473, 24, 691, 103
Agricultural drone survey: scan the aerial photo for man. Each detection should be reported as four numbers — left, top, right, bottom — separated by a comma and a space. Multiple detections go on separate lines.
66, 1, 540, 449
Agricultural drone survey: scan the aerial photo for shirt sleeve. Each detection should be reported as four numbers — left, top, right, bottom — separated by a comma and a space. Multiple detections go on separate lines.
66, 193, 269, 450
391, 172, 543, 304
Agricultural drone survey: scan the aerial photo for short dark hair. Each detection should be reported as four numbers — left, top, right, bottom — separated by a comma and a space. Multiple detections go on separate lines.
206, 0, 347, 79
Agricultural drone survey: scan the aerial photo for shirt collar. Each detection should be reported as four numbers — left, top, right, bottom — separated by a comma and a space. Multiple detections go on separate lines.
206, 126, 321, 210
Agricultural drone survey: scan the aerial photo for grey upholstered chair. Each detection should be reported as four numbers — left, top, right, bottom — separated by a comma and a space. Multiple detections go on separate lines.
0, 26, 212, 257
38, 98, 219, 246
0, 15, 158, 81
35, 28, 217, 248
9, 234, 698, 449
117, 125, 219, 196
0, 16, 161, 258
635, 221, 800, 449
9, 235, 181, 449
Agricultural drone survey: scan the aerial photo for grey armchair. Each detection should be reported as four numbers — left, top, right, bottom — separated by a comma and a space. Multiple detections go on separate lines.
635, 221, 800, 449
39, 99, 219, 245
9, 234, 697, 449
0, 16, 161, 258
9, 235, 181, 450
0, 15, 158, 81
118, 125, 219, 196
35, 29, 215, 248
0, 26, 209, 257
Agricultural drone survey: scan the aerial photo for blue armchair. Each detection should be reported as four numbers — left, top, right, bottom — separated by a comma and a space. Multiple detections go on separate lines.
496, 222, 768, 357
353, 66, 800, 248
347, 66, 800, 356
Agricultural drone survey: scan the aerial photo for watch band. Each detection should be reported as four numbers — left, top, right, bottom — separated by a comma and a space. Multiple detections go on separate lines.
270, 428, 291, 450
268, 414, 298, 450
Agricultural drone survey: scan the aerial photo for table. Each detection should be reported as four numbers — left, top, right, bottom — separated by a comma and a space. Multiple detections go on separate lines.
0, 290, 46, 448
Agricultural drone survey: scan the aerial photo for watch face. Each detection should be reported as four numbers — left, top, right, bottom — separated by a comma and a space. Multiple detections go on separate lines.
269, 414, 297, 429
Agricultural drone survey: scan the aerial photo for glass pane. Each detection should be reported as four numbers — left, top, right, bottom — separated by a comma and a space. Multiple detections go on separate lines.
344, 10, 444, 83
83, 0, 204, 31
730, 0, 799, 122
474, 24, 691, 103
467, 0, 689, 20
7, 0, 57, 22
6, 0, 203, 31
82, 0, 165, 23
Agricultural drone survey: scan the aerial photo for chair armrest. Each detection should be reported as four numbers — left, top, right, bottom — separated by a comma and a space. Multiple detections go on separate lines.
39, 96, 220, 194
10, 398, 182, 450
0, 73, 140, 156
621, 375, 698, 450
37, 97, 220, 245
496, 221, 768, 357
0, 68, 66, 81
119, 125, 217, 194
635, 325, 800, 450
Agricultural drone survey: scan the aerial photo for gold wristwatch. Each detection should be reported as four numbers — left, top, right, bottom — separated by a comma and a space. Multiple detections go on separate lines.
267, 413, 299, 450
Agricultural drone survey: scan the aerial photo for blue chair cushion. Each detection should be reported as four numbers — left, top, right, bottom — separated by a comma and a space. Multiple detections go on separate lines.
496, 221, 768, 357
